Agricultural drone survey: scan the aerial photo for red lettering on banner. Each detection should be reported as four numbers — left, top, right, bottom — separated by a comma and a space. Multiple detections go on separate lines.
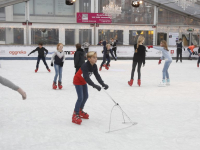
9, 51, 26, 55
70, 51, 75, 55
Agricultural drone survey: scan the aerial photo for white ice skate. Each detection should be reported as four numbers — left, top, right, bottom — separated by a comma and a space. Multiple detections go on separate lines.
166, 79, 170, 86
158, 80, 166, 87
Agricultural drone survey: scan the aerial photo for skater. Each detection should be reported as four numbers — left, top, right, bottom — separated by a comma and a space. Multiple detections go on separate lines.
0, 76, 26, 100
176, 38, 185, 63
99, 43, 116, 71
111, 38, 117, 58
128, 35, 146, 87
51, 43, 66, 90
197, 46, 200, 67
187, 45, 197, 60
82, 40, 90, 57
72, 51, 109, 125
147, 40, 172, 86
74, 43, 85, 74
28, 43, 50, 73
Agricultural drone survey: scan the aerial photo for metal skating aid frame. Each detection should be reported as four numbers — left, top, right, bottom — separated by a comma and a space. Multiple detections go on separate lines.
104, 90, 137, 133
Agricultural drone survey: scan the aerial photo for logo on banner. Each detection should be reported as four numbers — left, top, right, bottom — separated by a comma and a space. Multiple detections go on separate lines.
170, 50, 174, 54
9, 50, 26, 55
65, 51, 76, 55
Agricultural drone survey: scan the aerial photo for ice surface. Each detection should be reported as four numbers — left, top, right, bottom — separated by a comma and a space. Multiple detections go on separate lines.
0, 60, 200, 150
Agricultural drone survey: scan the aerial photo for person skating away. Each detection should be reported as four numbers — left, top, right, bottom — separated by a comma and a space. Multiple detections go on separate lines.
187, 45, 197, 60
51, 43, 66, 90
74, 43, 85, 74
110, 38, 117, 58
28, 43, 50, 73
176, 38, 185, 63
82, 40, 90, 58
99, 43, 116, 71
72, 51, 109, 125
128, 35, 146, 87
147, 40, 172, 87
0, 76, 26, 100
197, 47, 200, 67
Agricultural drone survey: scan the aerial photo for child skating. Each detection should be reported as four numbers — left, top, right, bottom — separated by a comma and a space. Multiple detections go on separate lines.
0, 76, 26, 100
99, 43, 116, 71
148, 40, 172, 87
51, 43, 66, 89
128, 35, 146, 87
28, 43, 50, 73
72, 51, 109, 125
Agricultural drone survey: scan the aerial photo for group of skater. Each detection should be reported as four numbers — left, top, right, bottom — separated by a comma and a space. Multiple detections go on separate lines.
1, 35, 200, 125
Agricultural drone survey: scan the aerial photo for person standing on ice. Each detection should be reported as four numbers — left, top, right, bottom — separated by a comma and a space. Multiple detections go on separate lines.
128, 35, 146, 87
110, 38, 117, 58
147, 40, 172, 87
51, 43, 66, 90
176, 38, 185, 63
72, 51, 109, 125
197, 46, 200, 68
0, 76, 26, 100
187, 45, 197, 60
74, 43, 85, 74
28, 43, 51, 73
99, 43, 116, 71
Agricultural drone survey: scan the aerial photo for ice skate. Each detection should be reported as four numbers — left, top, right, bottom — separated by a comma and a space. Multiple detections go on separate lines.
99, 67, 102, 71
58, 82, 63, 89
105, 65, 109, 70
197, 64, 199, 68
35, 68, 38, 73
79, 109, 89, 119
53, 82, 57, 89
47, 68, 51, 72
158, 80, 166, 87
166, 79, 170, 86
72, 112, 82, 125
137, 79, 141, 87
128, 79, 133, 86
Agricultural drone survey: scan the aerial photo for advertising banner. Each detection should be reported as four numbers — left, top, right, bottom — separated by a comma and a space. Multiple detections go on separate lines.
0, 45, 199, 58
77, 13, 112, 24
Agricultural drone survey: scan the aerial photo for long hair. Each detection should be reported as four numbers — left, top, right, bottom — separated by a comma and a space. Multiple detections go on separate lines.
160, 40, 169, 51
135, 35, 145, 53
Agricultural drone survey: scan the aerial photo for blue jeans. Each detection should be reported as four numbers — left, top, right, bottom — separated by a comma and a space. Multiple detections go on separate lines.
162, 61, 172, 80
36, 56, 49, 69
74, 84, 88, 114
187, 48, 192, 57
54, 64, 63, 83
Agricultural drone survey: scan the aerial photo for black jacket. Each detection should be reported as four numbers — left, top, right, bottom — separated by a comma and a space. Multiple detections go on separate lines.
111, 41, 117, 50
29, 47, 48, 57
81, 61, 104, 87
177, 41, 183, 49
74, 48, 85, 68
133, 44, 146, 64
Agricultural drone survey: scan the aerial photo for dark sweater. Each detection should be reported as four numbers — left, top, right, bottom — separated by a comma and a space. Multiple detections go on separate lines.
74, 48, 85, 68
133, 44, 146, 64
29, 47, 48, 57
73, 61, 104, 86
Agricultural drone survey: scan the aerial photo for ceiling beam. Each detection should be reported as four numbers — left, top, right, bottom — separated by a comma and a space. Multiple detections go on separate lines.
0, 0, 29, 8
143, 0, 200, 22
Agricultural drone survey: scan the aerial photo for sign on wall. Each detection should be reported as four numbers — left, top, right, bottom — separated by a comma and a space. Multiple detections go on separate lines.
77, 13, 112, 24
169, 32, 179, 46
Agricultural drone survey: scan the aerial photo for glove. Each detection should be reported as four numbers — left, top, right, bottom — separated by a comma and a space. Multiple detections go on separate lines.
93, 84, 101, 91
60, 62, 64, 67
158, 59, 162, 65
147, 45, 153, 49
102, 84, 109, 90
51, 62, 53, 67
192, 51, 195, 55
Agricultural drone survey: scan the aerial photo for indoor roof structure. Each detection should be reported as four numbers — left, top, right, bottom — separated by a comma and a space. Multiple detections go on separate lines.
0, 0, 28, 8
145, 0, 200, 20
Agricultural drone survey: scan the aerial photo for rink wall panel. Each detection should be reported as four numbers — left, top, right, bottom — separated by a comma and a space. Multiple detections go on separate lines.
0, 45, 199, 60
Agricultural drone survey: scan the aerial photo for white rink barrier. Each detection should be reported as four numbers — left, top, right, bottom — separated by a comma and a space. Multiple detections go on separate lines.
0, 45, 199, 59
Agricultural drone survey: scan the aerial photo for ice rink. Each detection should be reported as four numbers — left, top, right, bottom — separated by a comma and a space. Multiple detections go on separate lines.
0, 59, 200, 150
